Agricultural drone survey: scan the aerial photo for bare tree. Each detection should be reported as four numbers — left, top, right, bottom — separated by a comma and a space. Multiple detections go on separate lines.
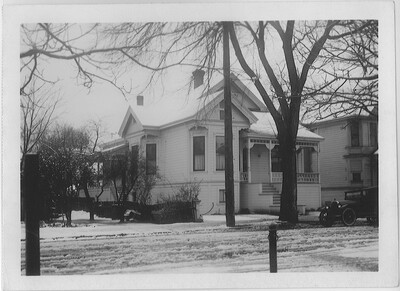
20, 79, 60, 168
225, 20, 377, 222
38, 124, 98, 226
102, 147, 158, 222
68, 120, 105, 221
300, 20, 378, 121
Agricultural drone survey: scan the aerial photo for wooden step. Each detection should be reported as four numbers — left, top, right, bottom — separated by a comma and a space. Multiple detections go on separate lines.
261, 183, 281, 206
272, 194, 281, 205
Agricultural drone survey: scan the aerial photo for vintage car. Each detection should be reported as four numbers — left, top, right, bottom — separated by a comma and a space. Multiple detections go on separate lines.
319, 187, 378, 227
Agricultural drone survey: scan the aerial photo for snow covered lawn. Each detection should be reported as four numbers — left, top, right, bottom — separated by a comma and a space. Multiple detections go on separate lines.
21, 211, 378, 275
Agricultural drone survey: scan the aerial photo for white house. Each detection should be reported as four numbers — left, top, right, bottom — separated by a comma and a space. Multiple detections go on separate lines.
100, 73, 324, 215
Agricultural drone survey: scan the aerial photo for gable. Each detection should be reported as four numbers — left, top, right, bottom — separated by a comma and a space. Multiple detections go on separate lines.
197, 88, 258, 125
230, 80, 267, 112
205, 97, 253, 123
118, 107, 144, 137
124, 115, 143, 136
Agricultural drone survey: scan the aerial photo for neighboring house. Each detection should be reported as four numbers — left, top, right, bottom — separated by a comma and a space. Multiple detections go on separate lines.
307, 114, 378, 204
98, 72, 324, 215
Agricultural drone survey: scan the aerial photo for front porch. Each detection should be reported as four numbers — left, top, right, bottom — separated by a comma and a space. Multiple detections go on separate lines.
238, 132, 323, 212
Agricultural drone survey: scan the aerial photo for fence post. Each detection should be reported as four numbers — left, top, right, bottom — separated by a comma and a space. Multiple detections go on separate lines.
24, 153, 41, 276
268, 223, 277, 273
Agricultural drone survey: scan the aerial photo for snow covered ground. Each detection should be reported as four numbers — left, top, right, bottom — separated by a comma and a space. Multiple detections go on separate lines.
20, 211, 378, 275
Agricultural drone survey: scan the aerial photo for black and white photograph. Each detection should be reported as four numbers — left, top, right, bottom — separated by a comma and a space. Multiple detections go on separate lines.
1, 0, 399, 290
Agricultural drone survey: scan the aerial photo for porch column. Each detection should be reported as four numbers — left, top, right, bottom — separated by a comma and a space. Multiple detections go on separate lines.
247, 138, 251, 183
317, 144, 320, 183
269, 140, 272, 183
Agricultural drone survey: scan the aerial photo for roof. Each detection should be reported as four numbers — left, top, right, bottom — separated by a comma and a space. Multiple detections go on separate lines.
305, 112, 377, 128
249, 111, 324, 141
118, 74, 268, 135
132, 89, 222, 127
115, 74, 322, 142
100, 138, 128, 152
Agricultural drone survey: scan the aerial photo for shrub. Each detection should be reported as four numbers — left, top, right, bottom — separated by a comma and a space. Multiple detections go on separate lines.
152, 180, 201, 224
175, 180, 201, 202
152, 200, 194, 224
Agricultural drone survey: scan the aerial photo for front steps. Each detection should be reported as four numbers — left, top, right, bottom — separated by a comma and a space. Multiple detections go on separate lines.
261, 184, 307, 215
261, 183, 280, 206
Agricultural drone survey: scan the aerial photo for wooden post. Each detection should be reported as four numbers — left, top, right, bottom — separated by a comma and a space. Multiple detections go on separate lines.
223, 21, 235, 227
24, 154, 41, 276
268, 223, 277, 273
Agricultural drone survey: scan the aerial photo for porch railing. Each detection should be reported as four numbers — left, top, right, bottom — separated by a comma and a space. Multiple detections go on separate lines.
271, 172, 320, 184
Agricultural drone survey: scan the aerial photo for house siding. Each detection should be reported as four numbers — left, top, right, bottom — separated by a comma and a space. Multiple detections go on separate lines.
313, 122, 348, 190
129, 116, 248, 214
296, 184, 322, 209
309, 117, 378, 204
160, 124, 191, 182
240, 183, 269, 210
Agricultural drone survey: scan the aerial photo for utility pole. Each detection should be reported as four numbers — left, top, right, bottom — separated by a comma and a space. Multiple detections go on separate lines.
223, 22, 235, 227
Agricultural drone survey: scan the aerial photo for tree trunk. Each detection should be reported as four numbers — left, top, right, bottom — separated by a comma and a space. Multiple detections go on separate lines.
119, 192, 128, 223
119, 203, 126, 223
278, 141, 298, 223
62, 193, 73, 227
83, 185, 95, 221
223, 21, 235, 227
65, 209, 72, 227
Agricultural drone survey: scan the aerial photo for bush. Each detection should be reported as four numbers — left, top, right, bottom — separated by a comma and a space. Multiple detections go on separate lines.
175, 180, 201, 202
152, 181, 201, 224
152, 200, 195, 224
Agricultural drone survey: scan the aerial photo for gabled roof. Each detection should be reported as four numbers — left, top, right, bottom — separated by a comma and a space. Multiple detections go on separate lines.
249, 111, 324, 141
118, 74, 267, 136
118, 106, 144, 136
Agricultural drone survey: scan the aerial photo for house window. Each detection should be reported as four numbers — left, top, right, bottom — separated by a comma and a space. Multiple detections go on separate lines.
370, 122, 377, 147
216, 136, 225, 171
193, 136, 205, 171
219, 189, 226, 203
350, 160, 362, 183
146, 143, 157, 174
219, 100, 225, 120
271, 146, 282, 172
131, 145, 139, 154
242, 148, 248, 172
303, 147, 313, 173
352, 173, 362, 182
350, 120, 360, 147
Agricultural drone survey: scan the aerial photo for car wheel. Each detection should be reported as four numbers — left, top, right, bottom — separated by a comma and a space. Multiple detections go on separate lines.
319, 209, 334, 227
342, 208, 357, 226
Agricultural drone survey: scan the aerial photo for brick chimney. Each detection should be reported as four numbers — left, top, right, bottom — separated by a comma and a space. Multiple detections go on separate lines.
192, 69, 205, 89
137, 95, 144, 106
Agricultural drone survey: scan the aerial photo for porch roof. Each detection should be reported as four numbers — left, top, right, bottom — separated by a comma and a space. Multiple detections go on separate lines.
100, 139, 129, 153
248, 111, 324, 141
